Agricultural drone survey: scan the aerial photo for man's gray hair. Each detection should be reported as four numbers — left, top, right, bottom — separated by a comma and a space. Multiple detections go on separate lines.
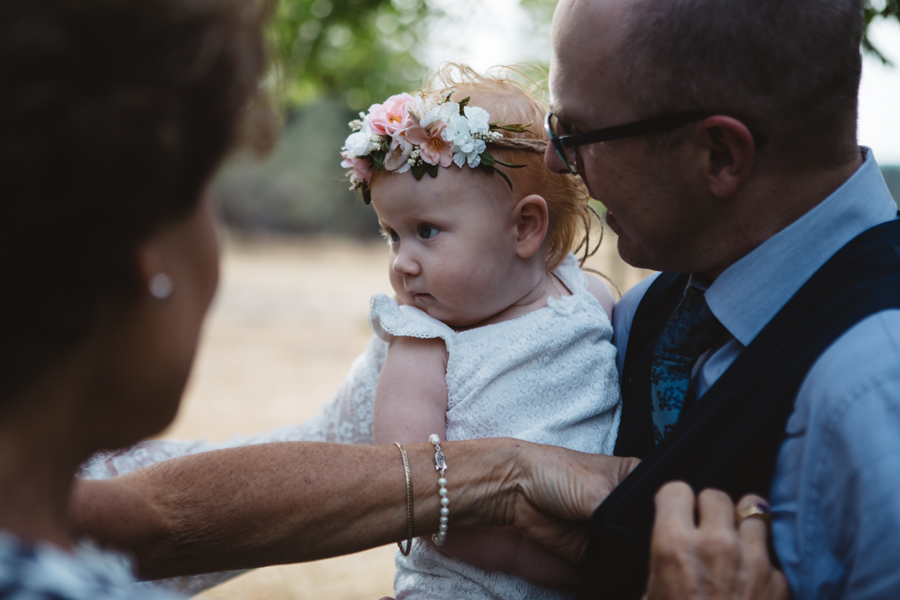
620, 0, 863, 166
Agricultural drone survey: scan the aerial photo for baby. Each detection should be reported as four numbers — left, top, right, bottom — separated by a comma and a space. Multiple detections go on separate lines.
341, 65, 621, 600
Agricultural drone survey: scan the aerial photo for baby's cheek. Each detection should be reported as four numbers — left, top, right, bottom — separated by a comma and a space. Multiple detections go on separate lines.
441, 270, 497, 317
435, 266, 473, 295
388, 268, 405, 297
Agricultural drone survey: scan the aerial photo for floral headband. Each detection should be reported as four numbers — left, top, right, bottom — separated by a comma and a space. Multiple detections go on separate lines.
341, 90, 546, 204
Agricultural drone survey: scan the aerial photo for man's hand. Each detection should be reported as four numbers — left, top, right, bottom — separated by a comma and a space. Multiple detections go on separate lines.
643, 482, 789, 600
508, 444, 640, 564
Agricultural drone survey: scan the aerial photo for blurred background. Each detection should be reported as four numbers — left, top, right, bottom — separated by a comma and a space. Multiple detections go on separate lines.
157, 1, 900, 598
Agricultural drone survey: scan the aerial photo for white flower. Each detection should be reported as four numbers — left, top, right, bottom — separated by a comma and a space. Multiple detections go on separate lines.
342, 123, 373, 158
452, 138, 486, 168
438, 102, 461, 121
414, 95, 443, 128
384, 136, 413, 173
442, 113, 474, 148
464, 105, 491, 135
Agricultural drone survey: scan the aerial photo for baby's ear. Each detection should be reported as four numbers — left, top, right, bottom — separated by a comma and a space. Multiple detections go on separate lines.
514, 195, 549, 259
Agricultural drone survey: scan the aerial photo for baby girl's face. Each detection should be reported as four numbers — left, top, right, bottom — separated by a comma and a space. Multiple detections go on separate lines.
370, 167, 524, 329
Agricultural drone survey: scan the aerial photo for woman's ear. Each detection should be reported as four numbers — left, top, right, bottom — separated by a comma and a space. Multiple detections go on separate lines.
695, 115, 756, 199
514, 194, 550, 259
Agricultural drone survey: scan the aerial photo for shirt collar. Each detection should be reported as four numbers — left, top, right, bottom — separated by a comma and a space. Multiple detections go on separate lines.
701, 147, 899, 347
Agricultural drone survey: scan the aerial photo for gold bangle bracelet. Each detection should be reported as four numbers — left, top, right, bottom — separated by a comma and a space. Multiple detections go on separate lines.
395, 443, 414, 556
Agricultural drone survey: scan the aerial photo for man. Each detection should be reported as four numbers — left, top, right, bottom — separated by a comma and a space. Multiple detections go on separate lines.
544, 0, 900, 598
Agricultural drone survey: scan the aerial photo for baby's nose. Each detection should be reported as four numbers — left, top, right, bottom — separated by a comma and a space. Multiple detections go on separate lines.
392, 250, 420, 276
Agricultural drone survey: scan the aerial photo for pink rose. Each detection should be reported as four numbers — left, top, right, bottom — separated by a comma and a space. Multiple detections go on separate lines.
341, 151, 373, 184
367, 93, 416, 137
406, 121, 452, 167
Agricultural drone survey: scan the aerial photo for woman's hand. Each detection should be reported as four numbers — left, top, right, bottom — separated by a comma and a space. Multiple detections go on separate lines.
642, 482, 790, 600
505, 443, 640, 564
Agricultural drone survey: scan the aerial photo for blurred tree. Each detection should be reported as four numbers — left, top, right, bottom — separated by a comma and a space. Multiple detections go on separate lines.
267, 0, 432, 110
519, 0, 900, 65
865, 0, 900, 64
264, 0, 900, 112
215, 101, 381, 236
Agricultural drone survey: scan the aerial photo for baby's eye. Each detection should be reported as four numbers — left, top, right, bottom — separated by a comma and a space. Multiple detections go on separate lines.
381, 228, 400, 244
418, 224, 439, 239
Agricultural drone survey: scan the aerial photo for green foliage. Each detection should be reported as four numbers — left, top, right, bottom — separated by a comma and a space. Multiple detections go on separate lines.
522, 0, 900, 66
266, 0, 899, 110
864, 0, 900, 64
266, 0, 431, 110
518, 0, 556, 24
215, 101, 379, 236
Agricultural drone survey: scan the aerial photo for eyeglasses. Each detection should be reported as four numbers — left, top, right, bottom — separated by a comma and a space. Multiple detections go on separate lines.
545, 111, 769, 174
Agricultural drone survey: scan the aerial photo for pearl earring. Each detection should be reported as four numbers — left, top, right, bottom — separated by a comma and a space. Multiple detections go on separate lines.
150, 273, 173, 300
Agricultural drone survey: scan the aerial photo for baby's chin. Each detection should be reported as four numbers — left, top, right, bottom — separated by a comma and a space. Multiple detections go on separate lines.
395, 292, 493, 329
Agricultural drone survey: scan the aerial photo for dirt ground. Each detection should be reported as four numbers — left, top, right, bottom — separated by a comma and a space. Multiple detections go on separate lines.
160, 231, 652, 600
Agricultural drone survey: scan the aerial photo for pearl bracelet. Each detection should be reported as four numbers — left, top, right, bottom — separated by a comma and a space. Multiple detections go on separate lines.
428, 434, 449, 545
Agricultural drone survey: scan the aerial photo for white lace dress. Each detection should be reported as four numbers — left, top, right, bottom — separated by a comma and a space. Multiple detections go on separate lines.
371, 254, 620, 600
79, 254, 620, 599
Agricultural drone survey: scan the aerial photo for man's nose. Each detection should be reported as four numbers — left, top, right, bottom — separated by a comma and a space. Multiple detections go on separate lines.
544, 143, 571, 175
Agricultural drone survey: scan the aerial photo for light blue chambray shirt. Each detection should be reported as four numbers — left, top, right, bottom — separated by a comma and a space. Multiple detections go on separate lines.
612, 148, 900, 599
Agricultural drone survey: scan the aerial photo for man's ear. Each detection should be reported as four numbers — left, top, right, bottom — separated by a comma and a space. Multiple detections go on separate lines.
695, 116, 756, 199
514, 194, 550, 259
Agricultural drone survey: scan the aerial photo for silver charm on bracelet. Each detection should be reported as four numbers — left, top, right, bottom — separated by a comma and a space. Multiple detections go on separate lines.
428, 434, 449, 546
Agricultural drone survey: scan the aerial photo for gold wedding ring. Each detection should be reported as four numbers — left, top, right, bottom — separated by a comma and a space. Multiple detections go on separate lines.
737, 502, 772, 526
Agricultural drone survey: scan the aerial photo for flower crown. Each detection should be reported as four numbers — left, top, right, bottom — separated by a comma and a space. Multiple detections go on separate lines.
340, 90, 536, 204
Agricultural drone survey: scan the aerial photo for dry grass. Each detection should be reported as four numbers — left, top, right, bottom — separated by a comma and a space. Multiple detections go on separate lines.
160, 230, 652, 599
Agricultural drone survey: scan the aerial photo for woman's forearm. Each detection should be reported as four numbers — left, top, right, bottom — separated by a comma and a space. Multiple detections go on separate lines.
72, 439, 637, 579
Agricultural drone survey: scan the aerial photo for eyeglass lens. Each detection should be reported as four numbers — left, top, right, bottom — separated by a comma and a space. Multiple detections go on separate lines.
545, 113, 578, 173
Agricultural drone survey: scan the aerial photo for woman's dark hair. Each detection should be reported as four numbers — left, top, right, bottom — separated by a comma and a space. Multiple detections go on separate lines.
0, 0, 274, 402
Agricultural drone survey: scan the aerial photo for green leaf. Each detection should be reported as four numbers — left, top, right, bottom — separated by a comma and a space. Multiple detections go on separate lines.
480, 151, 497, 166
425, 163, 439, 178
458, 96, 471, 115
478, 163, 514, 190
495, 168, 514, 190
490, 122, 535, 134
371, 152, 385, 171
412, 163, 425, 180
494, 159, 527, 169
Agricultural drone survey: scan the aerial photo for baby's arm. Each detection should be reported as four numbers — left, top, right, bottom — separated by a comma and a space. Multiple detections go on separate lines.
438, 526, 582, 587
373, 336, 582, 588
373, 335, 449, 445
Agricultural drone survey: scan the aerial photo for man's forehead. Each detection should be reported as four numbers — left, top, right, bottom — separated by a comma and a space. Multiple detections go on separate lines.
552, 0, 631, 48
549, 0, 632, 125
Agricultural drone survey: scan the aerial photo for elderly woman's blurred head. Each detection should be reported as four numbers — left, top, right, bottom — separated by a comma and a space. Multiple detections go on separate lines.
0, 0, 272, 447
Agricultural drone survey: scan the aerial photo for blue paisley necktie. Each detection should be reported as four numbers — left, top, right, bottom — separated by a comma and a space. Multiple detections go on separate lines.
650, 286, 724, 445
